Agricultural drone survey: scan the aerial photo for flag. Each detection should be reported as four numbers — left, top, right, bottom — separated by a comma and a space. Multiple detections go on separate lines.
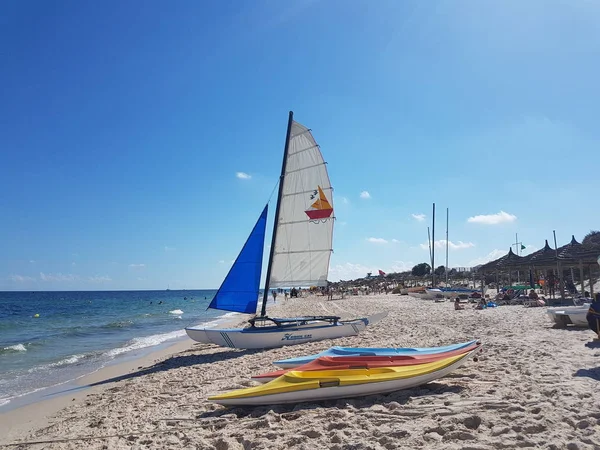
521, 244, 526, 250
378, 270, 386, 276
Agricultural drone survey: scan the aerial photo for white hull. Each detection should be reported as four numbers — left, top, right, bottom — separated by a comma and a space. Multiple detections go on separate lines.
212, 349, 476, 406
425, 289, 478, 299
185, 312, 387, 349
409, 291, 445, 301
547, 304, 589, 327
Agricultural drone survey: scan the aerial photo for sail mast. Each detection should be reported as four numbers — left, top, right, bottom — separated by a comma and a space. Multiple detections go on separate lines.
431, 202, 436, 288
445, 207, 449, 286
260, 111, 294, 317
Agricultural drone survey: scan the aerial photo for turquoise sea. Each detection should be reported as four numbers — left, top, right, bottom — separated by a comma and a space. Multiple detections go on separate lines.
0, 290, 227, 411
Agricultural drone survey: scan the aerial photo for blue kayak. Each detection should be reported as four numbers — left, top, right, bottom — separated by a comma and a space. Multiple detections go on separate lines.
274, 340, 479, 368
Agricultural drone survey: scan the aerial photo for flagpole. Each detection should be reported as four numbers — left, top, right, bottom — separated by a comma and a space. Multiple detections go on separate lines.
445, 207, 449, 286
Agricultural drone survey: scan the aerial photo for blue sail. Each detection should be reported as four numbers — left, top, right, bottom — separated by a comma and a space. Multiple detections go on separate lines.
208, 205, 268, 314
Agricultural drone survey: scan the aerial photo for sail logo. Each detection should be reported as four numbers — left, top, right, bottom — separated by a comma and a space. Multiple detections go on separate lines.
305, 186, 333, 221
281, 333, 313, 341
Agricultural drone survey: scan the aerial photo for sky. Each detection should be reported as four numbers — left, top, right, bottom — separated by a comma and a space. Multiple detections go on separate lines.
2, 0, 599, 290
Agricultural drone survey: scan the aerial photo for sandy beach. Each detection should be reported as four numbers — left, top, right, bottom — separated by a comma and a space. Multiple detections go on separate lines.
1, 294, 599, 450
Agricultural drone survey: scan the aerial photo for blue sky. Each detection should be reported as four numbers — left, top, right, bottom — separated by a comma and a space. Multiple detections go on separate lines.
2, 1, 599, 290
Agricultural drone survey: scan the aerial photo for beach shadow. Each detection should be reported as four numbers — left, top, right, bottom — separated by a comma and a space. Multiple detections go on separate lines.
196, 382, 464, 419
584, 340, 600, 349
46, 347, 262, 397
574, 367, 600, 381
549, 325, 592, 332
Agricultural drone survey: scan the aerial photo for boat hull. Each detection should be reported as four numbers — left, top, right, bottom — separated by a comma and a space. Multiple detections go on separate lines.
547, 304, 590, 327
210, 351, 477, 406
252, 342, 481, 382
274, 339, 478, 368
425, 288, 478, 299
185, 312, 387, 349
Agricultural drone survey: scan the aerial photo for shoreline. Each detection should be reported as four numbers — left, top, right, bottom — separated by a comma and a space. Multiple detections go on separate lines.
0, 337, 197, 445
2, 294, 599, 449
0, 310, 250, 445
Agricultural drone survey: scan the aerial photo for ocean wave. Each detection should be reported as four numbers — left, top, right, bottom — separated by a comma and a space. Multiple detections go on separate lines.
169, 309, 183, 315
27, 353, 94, 373
103, 320, 135, 329
104, 329, 186, 358
47, 353, 88, 368
0, 398, 10, 407
1, 343, 27, 354
57, 320, 137, 338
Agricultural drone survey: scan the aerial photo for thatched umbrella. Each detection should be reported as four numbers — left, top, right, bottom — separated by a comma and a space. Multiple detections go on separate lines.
477, 248, 525, 290
517, 240, 555, 267
558, 236, 600, 297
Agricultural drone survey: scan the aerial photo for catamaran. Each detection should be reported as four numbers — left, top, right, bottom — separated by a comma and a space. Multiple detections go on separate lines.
185, 111, 386, 349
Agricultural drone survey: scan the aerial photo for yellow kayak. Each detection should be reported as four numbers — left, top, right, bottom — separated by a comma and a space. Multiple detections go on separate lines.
209, 349, 477, 406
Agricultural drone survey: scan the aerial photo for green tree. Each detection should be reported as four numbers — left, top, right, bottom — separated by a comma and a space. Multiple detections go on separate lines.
434, 265, 446, 277
411, 263, 431, 277
583, 230, 600, 248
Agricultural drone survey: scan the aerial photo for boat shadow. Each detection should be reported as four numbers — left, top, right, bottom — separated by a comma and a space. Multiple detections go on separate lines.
574, 367, 600, 381
196, 382, 464, 419
549, 325, 593, 332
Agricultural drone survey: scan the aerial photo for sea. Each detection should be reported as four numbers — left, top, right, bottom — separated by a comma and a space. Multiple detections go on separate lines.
0, 289, 232, 412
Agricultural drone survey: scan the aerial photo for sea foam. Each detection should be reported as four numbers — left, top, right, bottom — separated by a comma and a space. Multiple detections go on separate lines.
2, 343, 27, 353
104, 329, 186, 358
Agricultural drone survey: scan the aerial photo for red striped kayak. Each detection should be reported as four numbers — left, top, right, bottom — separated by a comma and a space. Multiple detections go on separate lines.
252, 341, 482, 382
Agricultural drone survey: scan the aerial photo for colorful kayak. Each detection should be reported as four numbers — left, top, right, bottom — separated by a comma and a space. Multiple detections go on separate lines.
209, 350, 478, 406
252, 341, 481, 382
273, 340, 479, 369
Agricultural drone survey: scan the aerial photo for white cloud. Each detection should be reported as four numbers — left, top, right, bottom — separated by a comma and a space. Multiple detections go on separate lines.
164, 246, 176, 252
467, 249, 507, 267
367, 237, 388, 244
218, 260, 225, 264
420, 240, 475, 251
329, 263, 378, 281
359, 191, 371, 199
236, 172, 251, 180
391, 239, 401, 244
467, 211, 517, 225
8, 274, 36, 282
40, 272, 77, 282
329, 261, 415, 281
340, 197, 350, 204
390, 261, 414, 273
29, 260, 35, 264
129, 264, 146, 269
88, 275, 112, 283
411, 213, 426, 222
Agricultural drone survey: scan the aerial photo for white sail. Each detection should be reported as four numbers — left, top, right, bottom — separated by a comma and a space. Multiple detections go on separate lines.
269, 121, 334, 288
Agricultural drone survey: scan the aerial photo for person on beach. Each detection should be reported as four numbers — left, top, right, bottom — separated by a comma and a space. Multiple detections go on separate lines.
454, 298, 464, 310
271, 290, 277, 303
474, 298, 486, 310
587, 293, 600, 339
